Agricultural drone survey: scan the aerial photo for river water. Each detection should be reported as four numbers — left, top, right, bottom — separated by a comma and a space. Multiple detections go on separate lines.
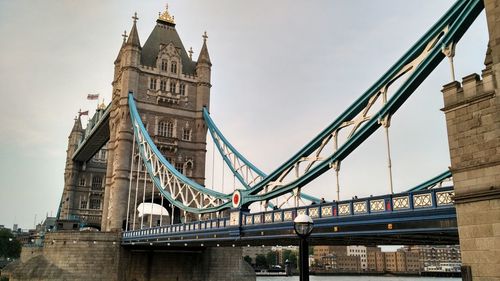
257, 277, 460, 281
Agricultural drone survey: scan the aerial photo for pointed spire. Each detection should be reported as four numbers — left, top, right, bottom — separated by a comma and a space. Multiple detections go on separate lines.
115, 30, 128, 64
72, 115, 83, 132
126, 12, 141, 48
197, 31, 211, 66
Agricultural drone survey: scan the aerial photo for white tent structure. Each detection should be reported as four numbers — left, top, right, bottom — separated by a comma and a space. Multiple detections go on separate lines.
137, 203, 170, 218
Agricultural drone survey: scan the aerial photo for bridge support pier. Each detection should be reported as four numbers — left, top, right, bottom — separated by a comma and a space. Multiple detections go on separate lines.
441, 2, 500, 278
2, 232, 255, 281
123, 247, 255, 281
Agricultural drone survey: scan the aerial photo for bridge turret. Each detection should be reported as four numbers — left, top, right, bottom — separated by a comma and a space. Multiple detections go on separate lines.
122, 13, 141, 69
196, 32, 212, 111
102, 5, 213, 230
59, 116, 84, 220
440, 1, 500, 278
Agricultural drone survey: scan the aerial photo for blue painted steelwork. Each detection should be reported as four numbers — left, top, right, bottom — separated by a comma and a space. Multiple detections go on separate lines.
125, 0, 480, 214
406, 170, 452, 192
203, 107, 266, 186
122, 186, 456, 245
203, 108, 320, 204
129, 93, 232, 213
241, 0, 483, 205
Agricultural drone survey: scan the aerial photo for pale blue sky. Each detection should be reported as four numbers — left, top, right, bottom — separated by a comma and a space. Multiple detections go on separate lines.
0, 1, 489, 229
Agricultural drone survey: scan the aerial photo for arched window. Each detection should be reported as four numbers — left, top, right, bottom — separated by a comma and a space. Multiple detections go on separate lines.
79, 177, 86, 187
160, 80, 167, 91
158, 121, 174, 137
171, 61, 177, 73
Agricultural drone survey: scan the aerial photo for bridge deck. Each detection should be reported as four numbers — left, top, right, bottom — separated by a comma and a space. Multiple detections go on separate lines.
122, 187, 457, 247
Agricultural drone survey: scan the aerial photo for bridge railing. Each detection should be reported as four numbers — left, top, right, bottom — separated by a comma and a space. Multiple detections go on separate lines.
123, 187, 454, 239
242, 187, 454, 226
124, 217, 229, 238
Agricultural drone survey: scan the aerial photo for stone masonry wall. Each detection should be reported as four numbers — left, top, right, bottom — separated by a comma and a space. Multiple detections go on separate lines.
2, 231, 255, 281
2, 231, 123, 281
123, 247, 255, 281
441, 66, 500, 280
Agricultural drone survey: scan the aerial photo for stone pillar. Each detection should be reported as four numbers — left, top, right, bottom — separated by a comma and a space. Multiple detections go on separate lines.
102, 68, 139, 231
123, 247, 255, 281
441, 66, 500, 279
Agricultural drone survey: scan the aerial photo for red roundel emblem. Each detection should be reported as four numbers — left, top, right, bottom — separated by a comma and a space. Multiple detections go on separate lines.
232, 191, 241, 208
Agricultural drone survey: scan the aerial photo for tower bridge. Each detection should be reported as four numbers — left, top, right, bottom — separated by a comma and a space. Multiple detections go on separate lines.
3, 0, 500, 280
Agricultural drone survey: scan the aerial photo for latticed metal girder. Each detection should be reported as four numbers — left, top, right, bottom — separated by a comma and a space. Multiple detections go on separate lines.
204, 108, 320, 208
127, 0, 481, 214
129, 94, 232, 214
238, 0, 483, 206
406, 170, 453, 192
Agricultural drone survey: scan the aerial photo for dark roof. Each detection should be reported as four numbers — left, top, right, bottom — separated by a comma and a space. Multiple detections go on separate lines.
141, 22, 196, 75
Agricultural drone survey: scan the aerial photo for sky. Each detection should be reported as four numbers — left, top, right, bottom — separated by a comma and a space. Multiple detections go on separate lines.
0, 1, 489, 229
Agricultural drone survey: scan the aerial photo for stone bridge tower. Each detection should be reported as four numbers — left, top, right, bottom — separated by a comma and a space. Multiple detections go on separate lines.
102, 8, 212, 231
441, 0, 500, 279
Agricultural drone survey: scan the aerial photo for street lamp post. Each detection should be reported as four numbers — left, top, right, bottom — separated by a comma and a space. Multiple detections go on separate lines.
294, 214, 314, 281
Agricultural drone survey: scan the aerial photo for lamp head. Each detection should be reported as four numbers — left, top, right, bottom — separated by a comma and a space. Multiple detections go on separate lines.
293, 214, 314, 237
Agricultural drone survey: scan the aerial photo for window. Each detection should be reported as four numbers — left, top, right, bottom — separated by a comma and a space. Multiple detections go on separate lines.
182, 128, 191, 141
79, 177, 86, 187
170, 81, 176, 93
89, 198, 101, 210
100, 150, 106, 160
180, 83, 186, 96
161, 60, 168, 71
175, 163, 184, 174
149, 78, 157, 90
158, 121, 174, 137
160, 80, 166, 91
92, 176, 102, 190
80, 197, 88, 209
171, 61, 177, 73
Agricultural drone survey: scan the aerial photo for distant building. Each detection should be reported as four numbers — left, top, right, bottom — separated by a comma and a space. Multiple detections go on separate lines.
337, 255, 361, 272
384, 248, 420, 273
347, 246, 373, 270
367, 247, 384, 272
321, 254, 361, 272
313, 246, 346, 266
408, 245, 461, 272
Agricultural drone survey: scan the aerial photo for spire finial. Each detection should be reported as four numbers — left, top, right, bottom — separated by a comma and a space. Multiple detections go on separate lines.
122, 30, 128, 43
202, 31, 208, 42
98, 98, 106, 110
189, 47, 194, 60
132, 12, 139, 23
158, 3, 175, 24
